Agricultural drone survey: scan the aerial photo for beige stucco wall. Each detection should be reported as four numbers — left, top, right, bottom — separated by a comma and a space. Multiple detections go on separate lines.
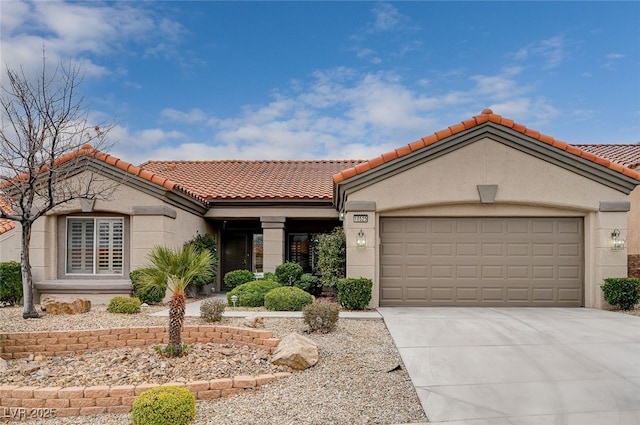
626, 186, 640, 256
0, 227, 20, 263
343, 138, 631, 309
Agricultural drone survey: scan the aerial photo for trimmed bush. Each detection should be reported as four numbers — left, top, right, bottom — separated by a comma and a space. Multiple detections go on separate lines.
602, 277, 640, 310
262, 272, 278, 281
264, 286, 314, 311
303, 300, 340, 333
316, 227, 346, 288
275, 262, 304, 286
227, 280, 281, 307
132, 386, 196, 425
298, 273, 323, 296
184, 233, 219, 288
0, 261, 22, 306
224, 269, 255, 290
200, 298, 226, 322
337, 277, 372, 310
107, 296, 141, 314
131, 268, 166, 304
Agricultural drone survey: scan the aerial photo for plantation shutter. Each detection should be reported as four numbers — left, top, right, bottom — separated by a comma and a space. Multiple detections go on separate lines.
66, 218, 94, 274
66, 217, 124, 275
96, 219, 124, 274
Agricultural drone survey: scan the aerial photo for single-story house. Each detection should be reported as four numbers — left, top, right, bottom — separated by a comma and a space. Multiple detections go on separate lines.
1, 109, 639, 308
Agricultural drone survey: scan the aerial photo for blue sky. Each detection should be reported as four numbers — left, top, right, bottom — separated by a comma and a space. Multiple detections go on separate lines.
1, 1, 639, 164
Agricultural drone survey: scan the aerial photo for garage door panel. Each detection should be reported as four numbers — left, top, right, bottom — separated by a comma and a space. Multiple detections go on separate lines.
380, 217, 583, 307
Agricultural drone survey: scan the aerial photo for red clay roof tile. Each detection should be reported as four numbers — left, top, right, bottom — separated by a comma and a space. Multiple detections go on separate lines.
409, 139, 426, 152
141, 160, 364, 201
573, 144, 640, 170
333, 109, 640, 183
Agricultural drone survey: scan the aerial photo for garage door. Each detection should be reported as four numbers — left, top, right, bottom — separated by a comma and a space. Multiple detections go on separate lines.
380, 217, 584, 307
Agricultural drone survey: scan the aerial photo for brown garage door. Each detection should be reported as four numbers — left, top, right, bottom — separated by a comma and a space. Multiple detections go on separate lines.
380, 217, 584, 307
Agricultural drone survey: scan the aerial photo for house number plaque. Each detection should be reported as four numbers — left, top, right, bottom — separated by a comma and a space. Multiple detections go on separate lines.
353, 214, 369, 223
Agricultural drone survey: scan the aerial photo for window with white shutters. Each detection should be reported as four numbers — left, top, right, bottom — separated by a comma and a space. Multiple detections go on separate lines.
66, 217, 124, 275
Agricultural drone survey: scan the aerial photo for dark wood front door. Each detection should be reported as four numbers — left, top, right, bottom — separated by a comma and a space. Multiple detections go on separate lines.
222, 232, 251, 290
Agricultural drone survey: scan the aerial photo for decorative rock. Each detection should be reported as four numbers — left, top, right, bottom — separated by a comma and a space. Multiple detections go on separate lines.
41, 298, 91, 315
0, 357, 7, 373
243, 315, 264, 328
271, 333, 318, 370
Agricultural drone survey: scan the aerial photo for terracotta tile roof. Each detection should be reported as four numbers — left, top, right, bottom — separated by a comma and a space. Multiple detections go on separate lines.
139, 160, 364, 201
333, 109, 640, 183
573, 144, 640, 170
0, 144, 181, 194
0, 145, 188, 235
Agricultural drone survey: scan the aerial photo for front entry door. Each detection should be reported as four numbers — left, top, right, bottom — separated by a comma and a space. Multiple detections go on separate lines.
222, 232, 251, 290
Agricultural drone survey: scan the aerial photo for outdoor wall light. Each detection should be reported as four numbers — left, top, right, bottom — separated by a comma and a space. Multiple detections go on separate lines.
339, 211, 345, 221
356, 230, 366, 249
611, 229, 626, 251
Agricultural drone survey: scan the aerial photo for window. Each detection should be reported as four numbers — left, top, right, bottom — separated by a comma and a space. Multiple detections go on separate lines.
66, 217, 123, 275
288, 233, 312, 272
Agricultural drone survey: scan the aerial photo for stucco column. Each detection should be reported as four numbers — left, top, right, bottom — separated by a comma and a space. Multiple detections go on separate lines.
261, 216, 286, 273
344, 201, 377, 307
586, 207, 629, 309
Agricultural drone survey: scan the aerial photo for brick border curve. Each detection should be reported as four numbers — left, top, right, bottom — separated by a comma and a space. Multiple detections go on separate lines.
0, 325, 288, 420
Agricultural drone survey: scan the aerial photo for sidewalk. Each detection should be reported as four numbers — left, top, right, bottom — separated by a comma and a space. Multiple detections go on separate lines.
149, 297, 382, 319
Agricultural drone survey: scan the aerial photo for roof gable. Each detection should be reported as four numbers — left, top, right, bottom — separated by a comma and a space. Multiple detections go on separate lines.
333, 109, 640, 209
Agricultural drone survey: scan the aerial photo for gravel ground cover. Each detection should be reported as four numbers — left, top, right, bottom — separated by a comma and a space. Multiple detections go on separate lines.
0, 303, 428, 425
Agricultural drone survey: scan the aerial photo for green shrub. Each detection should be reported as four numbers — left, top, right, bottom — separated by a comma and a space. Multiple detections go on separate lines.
264, 286, 314, 311
602, 277, 640, 310
337, 277, 372, 310
275, 262, 304, 286
223, 269, 255, 290
107, 296, 141, 314
262, 272, 277, 281
131, 386, 196, 425
227, 280, 281, 307
316, 227, 346, 288
131, 268, 166, 304
200, 298, 226, 322
298, 273, 323, 296
184, 233, 219, 288
0, 261, 22, 306
303, 300, 340, 333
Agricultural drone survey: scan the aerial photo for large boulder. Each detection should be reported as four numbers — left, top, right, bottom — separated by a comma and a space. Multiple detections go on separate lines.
41, 297, 91, 315
271, 333, 318, 370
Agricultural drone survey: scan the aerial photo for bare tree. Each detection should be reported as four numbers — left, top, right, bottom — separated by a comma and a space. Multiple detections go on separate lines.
0, 55, 114, 318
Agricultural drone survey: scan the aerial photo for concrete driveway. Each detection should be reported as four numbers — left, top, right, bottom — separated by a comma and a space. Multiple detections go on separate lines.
379, 307, 640, 425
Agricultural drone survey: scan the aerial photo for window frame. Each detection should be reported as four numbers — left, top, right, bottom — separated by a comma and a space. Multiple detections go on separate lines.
65, 216, 125, 276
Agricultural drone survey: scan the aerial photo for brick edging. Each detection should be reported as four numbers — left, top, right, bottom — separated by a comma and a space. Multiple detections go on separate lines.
0, 325, 285, 420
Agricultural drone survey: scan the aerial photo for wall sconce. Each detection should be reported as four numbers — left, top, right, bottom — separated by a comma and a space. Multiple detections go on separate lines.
339, 211, 345, 221
611, 229, 626, 251
356, 230, 366, 249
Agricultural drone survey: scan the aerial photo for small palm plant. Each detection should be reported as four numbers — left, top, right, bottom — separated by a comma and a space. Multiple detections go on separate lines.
138, 245, 213, 357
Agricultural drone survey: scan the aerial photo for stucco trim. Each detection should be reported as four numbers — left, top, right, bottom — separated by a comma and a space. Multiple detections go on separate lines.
345, 201, 377, 212
261, 216, 286, 229
477, 185, 498, 203
334, 122, 640, 210
599, 201, 631, 212
131, 205, 178, 219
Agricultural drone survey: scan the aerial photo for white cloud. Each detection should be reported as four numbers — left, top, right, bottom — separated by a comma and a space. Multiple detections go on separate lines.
0, 1, 184, 80
104, 63, 566, 163
603, 53, 624, 70
161, 108, 209, 124
371, 3, 404, 32
512, 35, 567, 69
